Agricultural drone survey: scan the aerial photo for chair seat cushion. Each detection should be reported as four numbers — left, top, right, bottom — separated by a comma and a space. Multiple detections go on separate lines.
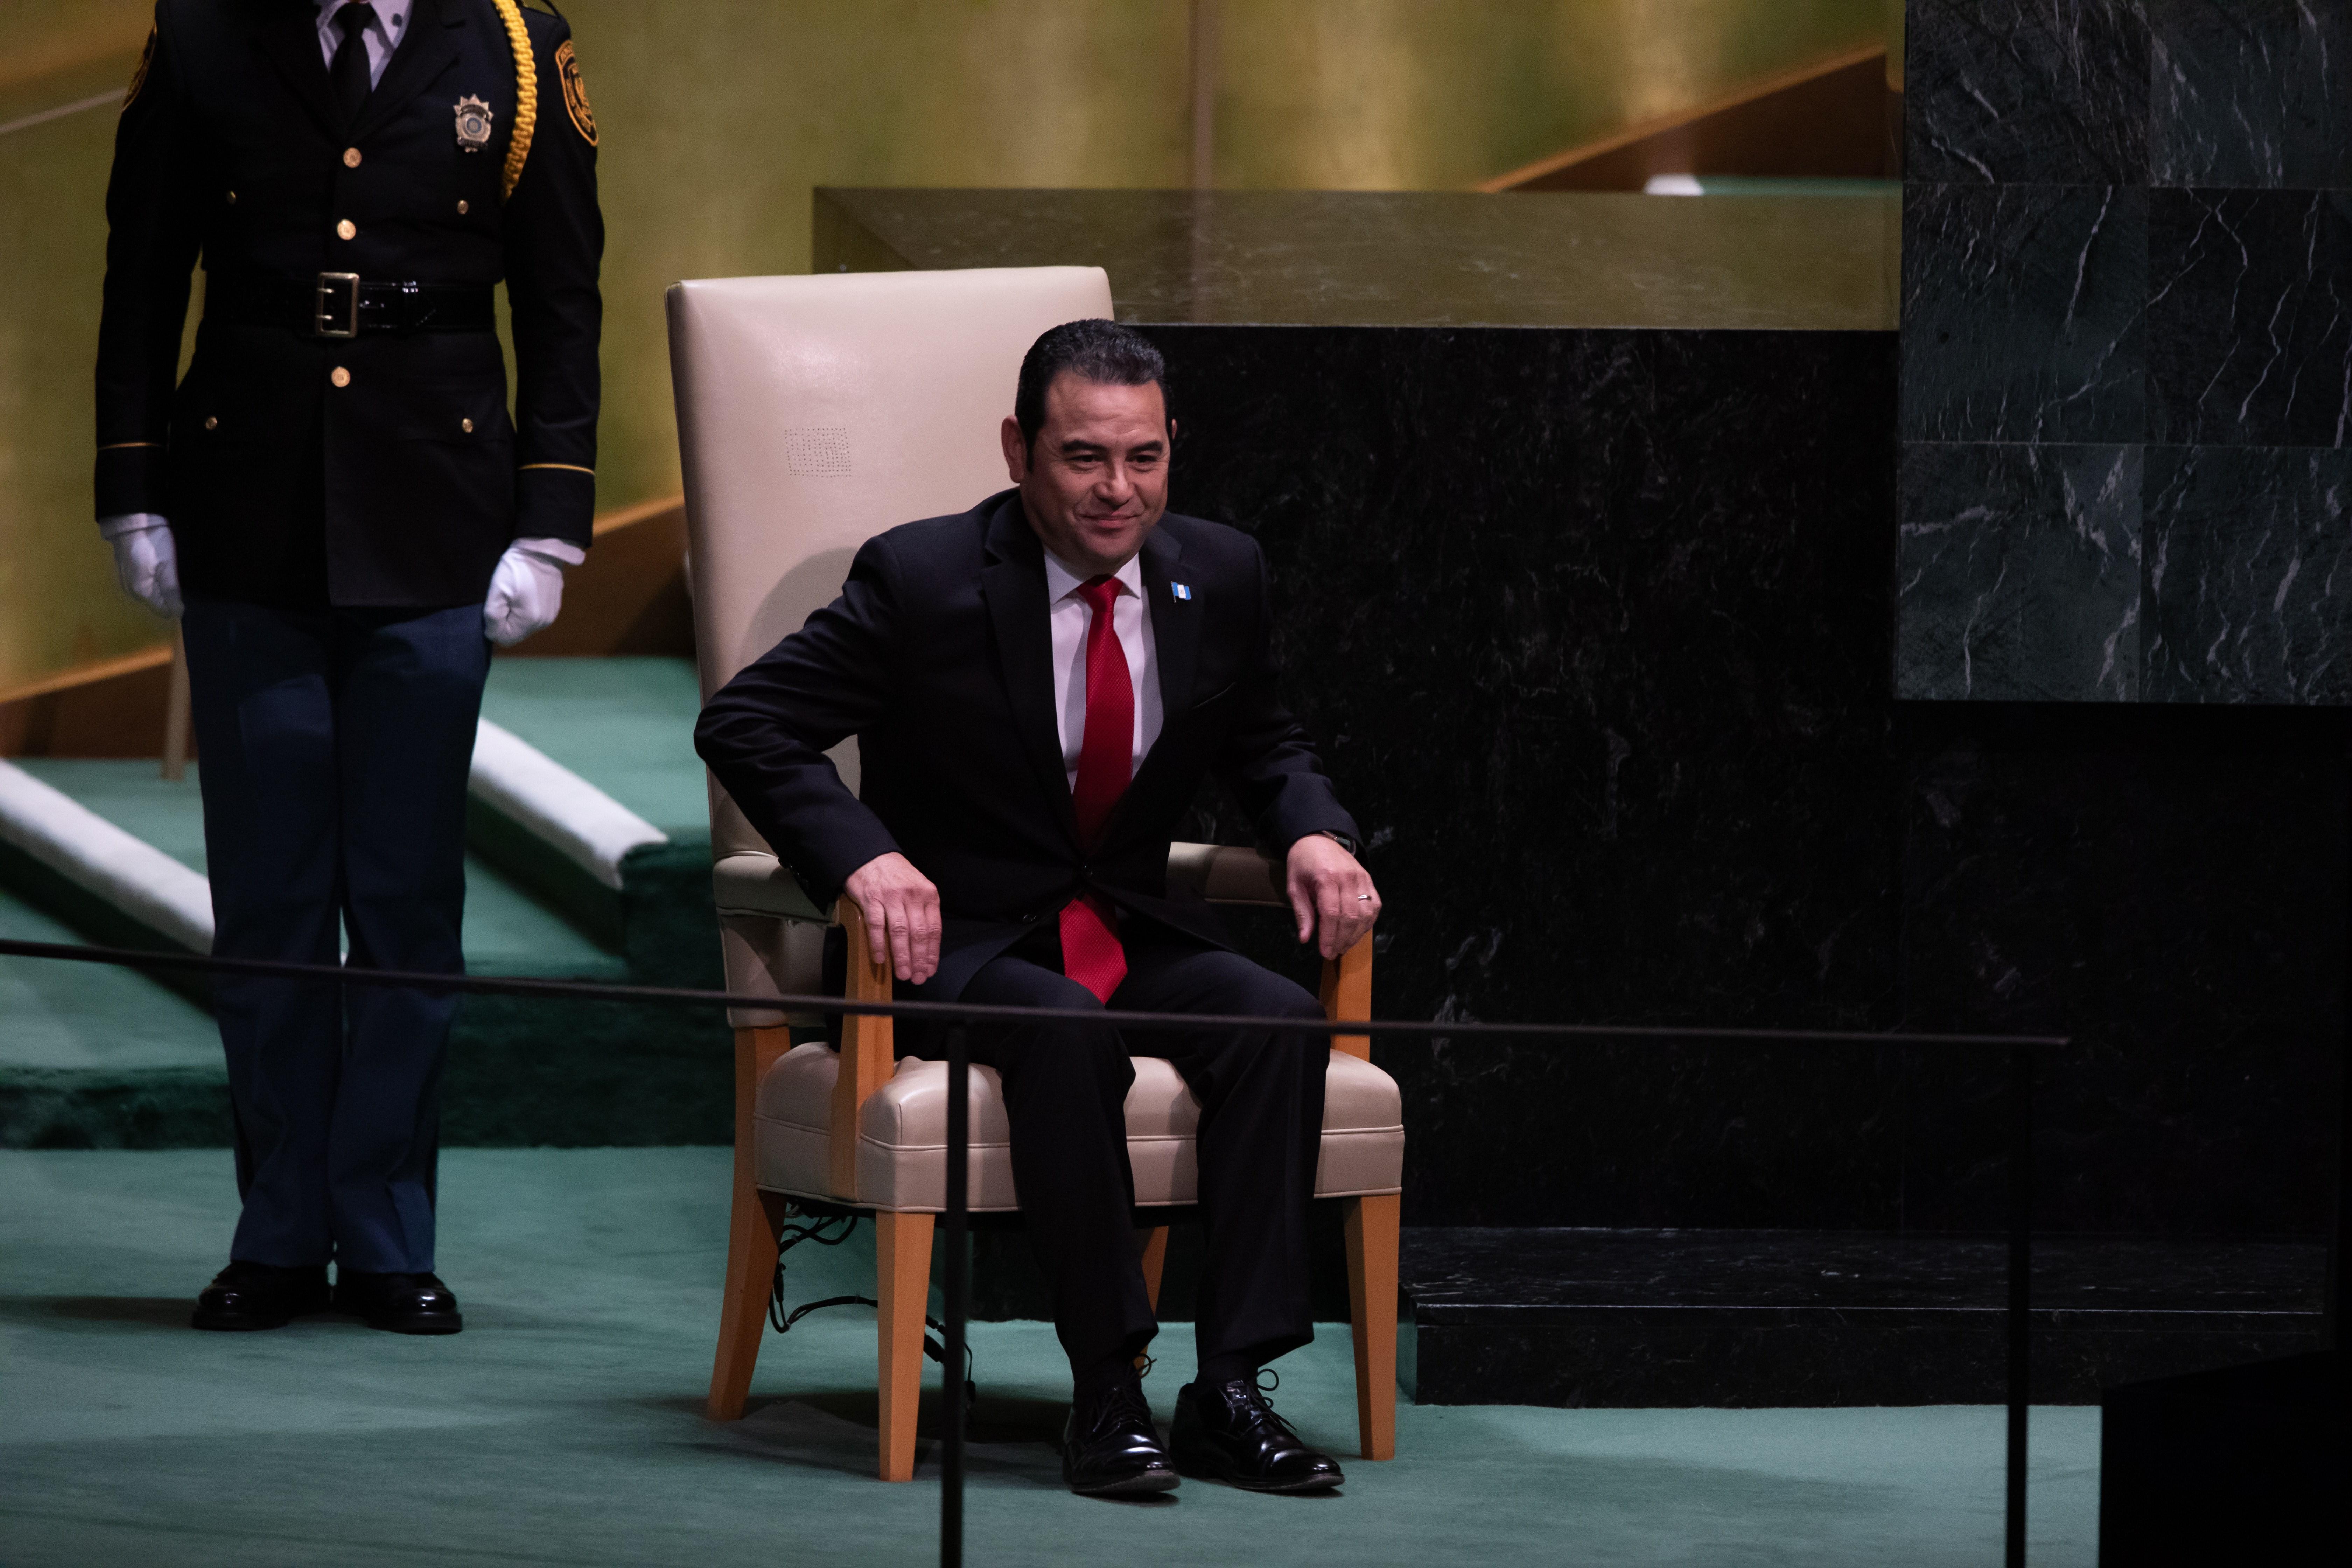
752, 1042, 1403, 1212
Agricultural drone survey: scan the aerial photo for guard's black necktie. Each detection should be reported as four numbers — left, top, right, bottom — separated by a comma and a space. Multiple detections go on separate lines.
330, 3, 378, 125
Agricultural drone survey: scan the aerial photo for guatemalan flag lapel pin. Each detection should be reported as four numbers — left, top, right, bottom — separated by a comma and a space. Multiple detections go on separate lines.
1170, 582, 1193, 601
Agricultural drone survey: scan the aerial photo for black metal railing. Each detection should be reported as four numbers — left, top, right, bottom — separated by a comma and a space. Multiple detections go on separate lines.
0, 935, 2066, 1568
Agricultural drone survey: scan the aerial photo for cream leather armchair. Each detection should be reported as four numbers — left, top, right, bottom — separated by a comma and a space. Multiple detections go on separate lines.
668, 267, 1404, 1483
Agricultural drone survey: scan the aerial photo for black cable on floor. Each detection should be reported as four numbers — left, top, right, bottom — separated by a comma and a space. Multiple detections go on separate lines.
769, 1206, 975, 1408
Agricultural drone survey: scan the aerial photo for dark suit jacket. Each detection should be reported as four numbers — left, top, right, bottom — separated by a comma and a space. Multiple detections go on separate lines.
695, 490, 1362, 1001
94, 0, 603, 607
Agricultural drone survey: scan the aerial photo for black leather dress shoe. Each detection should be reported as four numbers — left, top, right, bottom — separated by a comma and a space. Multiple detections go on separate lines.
333, 1270, 464, 1335
1172, 1376, 1345, 1493
191, 1261, 331, 1331
1061, 1374, 1179, 1496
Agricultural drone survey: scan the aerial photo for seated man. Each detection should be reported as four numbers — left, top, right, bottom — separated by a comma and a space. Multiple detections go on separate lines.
694, 320, 1380, 1497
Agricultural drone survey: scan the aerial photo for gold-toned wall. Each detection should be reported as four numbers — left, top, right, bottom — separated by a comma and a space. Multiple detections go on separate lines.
1214, 0, 1886, 190
1, 2, 173, 691
0, 0, 1879, 692
578, 1, 1197, 564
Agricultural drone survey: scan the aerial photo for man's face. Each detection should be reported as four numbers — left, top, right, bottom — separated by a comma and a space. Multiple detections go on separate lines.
1001, 374, 1171, 575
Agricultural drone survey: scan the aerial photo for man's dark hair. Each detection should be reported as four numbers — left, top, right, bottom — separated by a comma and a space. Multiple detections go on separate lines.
1014, 319, 1169, 451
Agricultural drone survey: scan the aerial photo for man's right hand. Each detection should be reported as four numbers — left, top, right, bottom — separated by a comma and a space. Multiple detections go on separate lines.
842, 852, 941, 986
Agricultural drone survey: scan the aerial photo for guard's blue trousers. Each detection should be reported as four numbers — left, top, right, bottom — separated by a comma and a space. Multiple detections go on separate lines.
182, 598, 488, 1273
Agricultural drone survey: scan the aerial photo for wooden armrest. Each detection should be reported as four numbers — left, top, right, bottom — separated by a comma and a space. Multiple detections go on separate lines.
1167, 843, 1376, 1058
830, 899, 895, 1198
819, 857, 1374, 1200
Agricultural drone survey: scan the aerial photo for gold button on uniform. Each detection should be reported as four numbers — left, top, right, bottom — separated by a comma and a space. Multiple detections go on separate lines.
203, 415, 219, 430
461, 418, 475, 433
335, 218, 356, 240
456, 199, 469, 215
225, 190, 237, 205
343, 147, 363, 168
330, 367, 352, 388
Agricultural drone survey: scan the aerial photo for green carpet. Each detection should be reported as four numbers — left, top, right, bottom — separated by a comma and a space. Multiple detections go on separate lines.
6, 760, 625, 982
0, 1148, 2102, 1566
481, 656, 712, 840
4, 749, 726, 1148
472, 659, 726, 996
0, 888, 230, 1148
0, 888, 217, 1073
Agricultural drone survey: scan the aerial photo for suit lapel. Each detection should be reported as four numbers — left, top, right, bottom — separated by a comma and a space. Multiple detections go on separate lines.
351, 0, 461, 142
1137, 525, 1197, 724
252, 0, 343, 139
979, 496, 1082, 847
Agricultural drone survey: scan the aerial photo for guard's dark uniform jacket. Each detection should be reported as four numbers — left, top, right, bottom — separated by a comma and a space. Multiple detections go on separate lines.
94, 0, 602, 607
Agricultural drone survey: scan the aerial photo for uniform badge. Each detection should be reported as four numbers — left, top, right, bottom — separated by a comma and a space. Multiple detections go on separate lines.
555, 41, 597, 146
453, 94, 495, 152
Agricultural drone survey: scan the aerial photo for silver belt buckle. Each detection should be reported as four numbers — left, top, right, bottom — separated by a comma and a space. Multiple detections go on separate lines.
315, 272, 361, 338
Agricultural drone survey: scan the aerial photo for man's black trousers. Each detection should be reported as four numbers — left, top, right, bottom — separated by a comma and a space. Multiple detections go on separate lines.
930, 925, 1329, 1387
182, 597, 489, 1275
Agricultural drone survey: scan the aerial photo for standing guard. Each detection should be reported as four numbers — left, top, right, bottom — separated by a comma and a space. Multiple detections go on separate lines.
92, 0, 604, 1334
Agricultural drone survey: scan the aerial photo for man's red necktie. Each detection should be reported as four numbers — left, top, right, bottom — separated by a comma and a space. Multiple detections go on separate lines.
1060, 576, 1132, 1002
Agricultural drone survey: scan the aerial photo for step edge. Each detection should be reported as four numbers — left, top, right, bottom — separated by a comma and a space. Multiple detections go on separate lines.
0, 760, 212, 952
468, 719, 668, 891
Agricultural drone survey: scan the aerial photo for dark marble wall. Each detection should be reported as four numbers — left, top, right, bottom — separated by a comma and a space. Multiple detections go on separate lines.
1895, 704, 2344, 1233
1900, 0, 2352, 702
1157, 325, 1906, 1229
821, 142, 2347, 1246
1141, 323, 2344, 1236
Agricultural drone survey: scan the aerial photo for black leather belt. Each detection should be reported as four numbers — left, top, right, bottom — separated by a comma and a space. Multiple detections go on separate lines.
206, 272, 497, 338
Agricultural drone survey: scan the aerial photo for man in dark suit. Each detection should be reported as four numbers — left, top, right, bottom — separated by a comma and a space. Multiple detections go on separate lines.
695, 320, 1381, 1496
92, 0, 603, 1335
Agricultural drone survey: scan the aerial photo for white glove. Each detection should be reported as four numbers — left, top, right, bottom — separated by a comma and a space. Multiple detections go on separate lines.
482, 537, 584, 646
99, 513, 183, 619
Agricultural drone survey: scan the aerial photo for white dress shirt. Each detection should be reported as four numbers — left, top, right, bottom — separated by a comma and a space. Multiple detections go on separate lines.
1042, 549, 1162, 792
315, 0, 410, 86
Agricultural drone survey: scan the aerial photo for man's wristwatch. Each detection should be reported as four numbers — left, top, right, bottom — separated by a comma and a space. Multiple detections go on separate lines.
1316, 830, 1358, 855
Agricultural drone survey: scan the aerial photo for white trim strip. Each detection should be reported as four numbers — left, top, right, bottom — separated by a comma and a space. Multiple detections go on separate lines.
0, 90, 122, 140
468, 719, 667, 891
0, 760, 214, 953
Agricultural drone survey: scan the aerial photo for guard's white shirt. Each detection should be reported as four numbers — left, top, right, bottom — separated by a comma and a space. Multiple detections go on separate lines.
1042, 548, 1161, 793
315, 0, 409, 86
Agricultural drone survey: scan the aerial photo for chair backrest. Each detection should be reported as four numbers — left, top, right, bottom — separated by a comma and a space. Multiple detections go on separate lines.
666, 266, 1115, 859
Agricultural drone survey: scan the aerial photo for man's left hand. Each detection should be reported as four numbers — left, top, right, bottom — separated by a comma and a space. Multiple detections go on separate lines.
1286, 832, 1380, 960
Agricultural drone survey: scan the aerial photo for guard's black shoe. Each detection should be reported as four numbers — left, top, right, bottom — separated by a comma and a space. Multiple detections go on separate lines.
1060, 1373, 1180, 1497
1172, 1374, 1345, 1493
190, 1260, 331, 1331
333, 1270, 464, 1335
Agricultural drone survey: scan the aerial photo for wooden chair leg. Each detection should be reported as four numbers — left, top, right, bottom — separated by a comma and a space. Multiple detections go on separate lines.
1138, 1225, 1170, 1311
707, 1148, 784, 1420
875, 1209, 935, 1482
1134, 1225, 1171, 1371
1344, 1193, 1400, 1461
